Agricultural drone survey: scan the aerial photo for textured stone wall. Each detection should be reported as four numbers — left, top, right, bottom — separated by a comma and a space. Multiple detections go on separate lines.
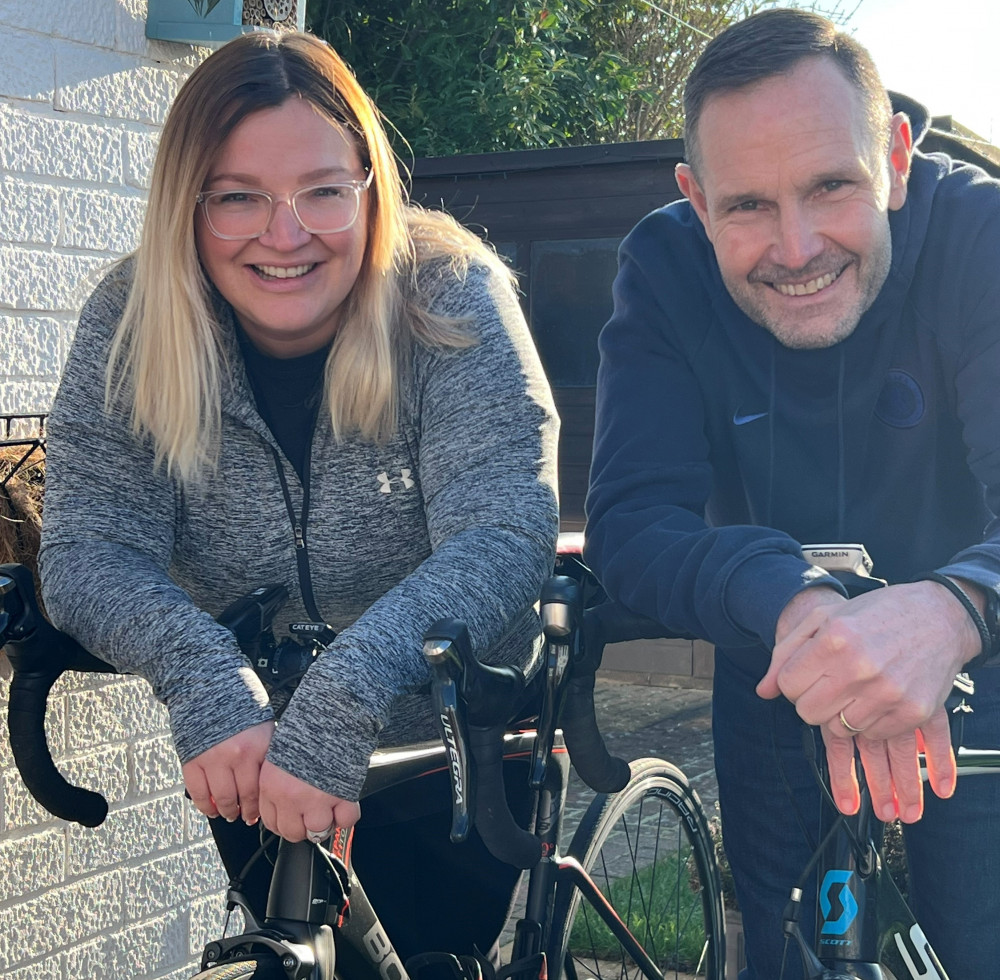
0, 5, 227, 978
0, 0, 195, 412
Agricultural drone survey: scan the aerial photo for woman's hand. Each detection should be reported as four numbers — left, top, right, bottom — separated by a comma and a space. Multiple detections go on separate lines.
182, 720, 275, 825
259, 760, 361, 841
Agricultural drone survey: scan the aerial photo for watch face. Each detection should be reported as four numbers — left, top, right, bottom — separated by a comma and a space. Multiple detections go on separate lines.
263, 0, 294, 21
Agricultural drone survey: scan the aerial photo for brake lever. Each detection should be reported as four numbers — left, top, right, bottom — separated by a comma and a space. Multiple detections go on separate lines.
530, 575, 579, 788
423, 620, 474, 844
422, 618, 540, 869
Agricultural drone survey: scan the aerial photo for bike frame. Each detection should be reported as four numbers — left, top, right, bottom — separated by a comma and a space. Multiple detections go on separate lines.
786, 739, 1000, 980
203, 730, 667, 980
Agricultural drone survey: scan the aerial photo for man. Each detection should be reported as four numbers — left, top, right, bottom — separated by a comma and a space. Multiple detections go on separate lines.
585, 8, 1000, 978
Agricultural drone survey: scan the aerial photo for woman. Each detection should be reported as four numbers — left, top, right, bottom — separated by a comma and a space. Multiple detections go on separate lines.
39, 31, 558, 964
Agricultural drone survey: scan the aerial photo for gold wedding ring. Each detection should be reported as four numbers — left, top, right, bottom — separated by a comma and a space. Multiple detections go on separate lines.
838, 709, 866, 734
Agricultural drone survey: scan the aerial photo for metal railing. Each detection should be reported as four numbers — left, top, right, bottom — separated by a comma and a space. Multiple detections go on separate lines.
0, 414, 47, 491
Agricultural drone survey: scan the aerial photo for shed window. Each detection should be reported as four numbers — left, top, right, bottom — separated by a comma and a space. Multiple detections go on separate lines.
529, 238, 620, 386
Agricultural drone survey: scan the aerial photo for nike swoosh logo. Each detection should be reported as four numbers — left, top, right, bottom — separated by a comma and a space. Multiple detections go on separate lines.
733, 411, 768, 425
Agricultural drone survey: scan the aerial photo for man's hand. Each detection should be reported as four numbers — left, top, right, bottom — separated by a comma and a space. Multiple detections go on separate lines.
758, 582, 973, 821
182, 720, 275, 825
817, 712, 953, 823
259, 761, 361, 841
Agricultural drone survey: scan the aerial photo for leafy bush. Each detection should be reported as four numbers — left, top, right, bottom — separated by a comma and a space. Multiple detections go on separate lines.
306, 0, 762, 158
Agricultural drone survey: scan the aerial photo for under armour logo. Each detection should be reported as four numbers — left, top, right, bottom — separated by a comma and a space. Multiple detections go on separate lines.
377, 469, 415, 493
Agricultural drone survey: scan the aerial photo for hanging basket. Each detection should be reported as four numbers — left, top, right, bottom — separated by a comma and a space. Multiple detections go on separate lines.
1, 414, 47, 591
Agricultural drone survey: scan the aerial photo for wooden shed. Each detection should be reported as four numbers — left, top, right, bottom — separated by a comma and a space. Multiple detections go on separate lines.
410, 139, 686, 532
410, 140, 709, 684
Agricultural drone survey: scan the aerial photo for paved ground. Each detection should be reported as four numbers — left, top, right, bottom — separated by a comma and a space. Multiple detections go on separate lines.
591, 677, 717, 815
528, 673, 718, 846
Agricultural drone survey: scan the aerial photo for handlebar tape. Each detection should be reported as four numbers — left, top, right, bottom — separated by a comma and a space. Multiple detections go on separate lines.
8, 669, 109, 826
2, 564, 118, 826
2, 563, 289, 828
560, 670, 631, 794
468, 723, 542, 869
548, 597, 664, 795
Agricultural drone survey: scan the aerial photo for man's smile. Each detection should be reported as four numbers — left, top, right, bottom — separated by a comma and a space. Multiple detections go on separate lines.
771, 266, 846, 296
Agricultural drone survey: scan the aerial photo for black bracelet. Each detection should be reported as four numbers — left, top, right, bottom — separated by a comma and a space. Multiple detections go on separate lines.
919, 571, 991, 669
984, 587, 1000, 660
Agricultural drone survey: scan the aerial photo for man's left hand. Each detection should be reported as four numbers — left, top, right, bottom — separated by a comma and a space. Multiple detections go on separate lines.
757, 581, 974, 821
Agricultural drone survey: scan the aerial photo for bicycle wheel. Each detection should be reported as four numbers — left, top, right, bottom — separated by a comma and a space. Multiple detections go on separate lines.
548, 758, 725, 980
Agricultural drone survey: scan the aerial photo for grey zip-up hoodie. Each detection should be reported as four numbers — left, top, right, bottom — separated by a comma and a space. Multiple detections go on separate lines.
39, 257, 559, 801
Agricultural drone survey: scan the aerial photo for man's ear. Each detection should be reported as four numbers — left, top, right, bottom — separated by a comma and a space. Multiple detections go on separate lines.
675, 162, 711, 231
887, 112, 913, 211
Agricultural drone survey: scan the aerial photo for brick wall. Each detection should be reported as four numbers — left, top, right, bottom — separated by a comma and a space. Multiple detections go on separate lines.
0, 5, 229, 978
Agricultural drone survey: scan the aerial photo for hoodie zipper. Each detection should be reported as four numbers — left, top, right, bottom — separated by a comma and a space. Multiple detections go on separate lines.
270, 444, 324, 624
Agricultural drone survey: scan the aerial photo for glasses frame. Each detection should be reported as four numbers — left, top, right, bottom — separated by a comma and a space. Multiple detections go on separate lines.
196, 170, 374, 241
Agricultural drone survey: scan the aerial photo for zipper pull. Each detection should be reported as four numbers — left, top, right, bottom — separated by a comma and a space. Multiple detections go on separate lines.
293, 523, 305, 549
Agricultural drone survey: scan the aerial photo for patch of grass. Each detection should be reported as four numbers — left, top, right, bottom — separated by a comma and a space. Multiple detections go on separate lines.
568, 848, 709, 973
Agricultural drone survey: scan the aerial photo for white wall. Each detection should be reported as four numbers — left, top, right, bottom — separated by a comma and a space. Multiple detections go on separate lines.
0, 4, 227, 978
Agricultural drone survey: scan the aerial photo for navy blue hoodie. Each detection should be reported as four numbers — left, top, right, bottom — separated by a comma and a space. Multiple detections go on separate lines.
586, 115, 1000, 667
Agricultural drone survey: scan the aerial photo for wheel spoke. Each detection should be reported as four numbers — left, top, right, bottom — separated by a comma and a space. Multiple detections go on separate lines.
553, 761, 726, 980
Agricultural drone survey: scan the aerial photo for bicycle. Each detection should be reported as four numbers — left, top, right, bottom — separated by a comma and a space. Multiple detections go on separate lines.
774, 699, 1000, 980
0, 534, 727, 980
771, 544, 1000, 980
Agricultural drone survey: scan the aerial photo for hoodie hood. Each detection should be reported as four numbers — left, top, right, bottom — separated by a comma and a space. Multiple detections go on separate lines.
889, 90, 931, 146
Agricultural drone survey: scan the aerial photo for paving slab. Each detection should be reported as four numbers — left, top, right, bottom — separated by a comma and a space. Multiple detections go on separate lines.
591, 676, 717, 813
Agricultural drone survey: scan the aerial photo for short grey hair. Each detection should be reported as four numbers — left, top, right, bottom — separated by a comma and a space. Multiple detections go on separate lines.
683, 8, 892, 176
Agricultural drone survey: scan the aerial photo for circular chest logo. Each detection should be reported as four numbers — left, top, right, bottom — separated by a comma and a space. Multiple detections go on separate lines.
875, 369, 924, 428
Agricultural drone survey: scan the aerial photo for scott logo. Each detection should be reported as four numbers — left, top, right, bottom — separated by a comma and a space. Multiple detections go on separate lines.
820, 870, 859, 937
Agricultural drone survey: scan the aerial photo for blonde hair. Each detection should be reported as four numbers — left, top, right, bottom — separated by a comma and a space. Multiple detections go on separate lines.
108, 32, 511, 485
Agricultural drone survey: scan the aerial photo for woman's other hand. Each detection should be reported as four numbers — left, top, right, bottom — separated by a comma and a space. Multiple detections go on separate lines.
182, 720, 275, 825
259, 760, 361, 841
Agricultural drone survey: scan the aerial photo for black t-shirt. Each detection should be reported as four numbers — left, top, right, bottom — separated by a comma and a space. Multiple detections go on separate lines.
235, 325, 330, 482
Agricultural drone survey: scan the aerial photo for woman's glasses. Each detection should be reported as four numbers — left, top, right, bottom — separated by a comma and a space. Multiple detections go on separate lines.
196, 171, 374, 240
